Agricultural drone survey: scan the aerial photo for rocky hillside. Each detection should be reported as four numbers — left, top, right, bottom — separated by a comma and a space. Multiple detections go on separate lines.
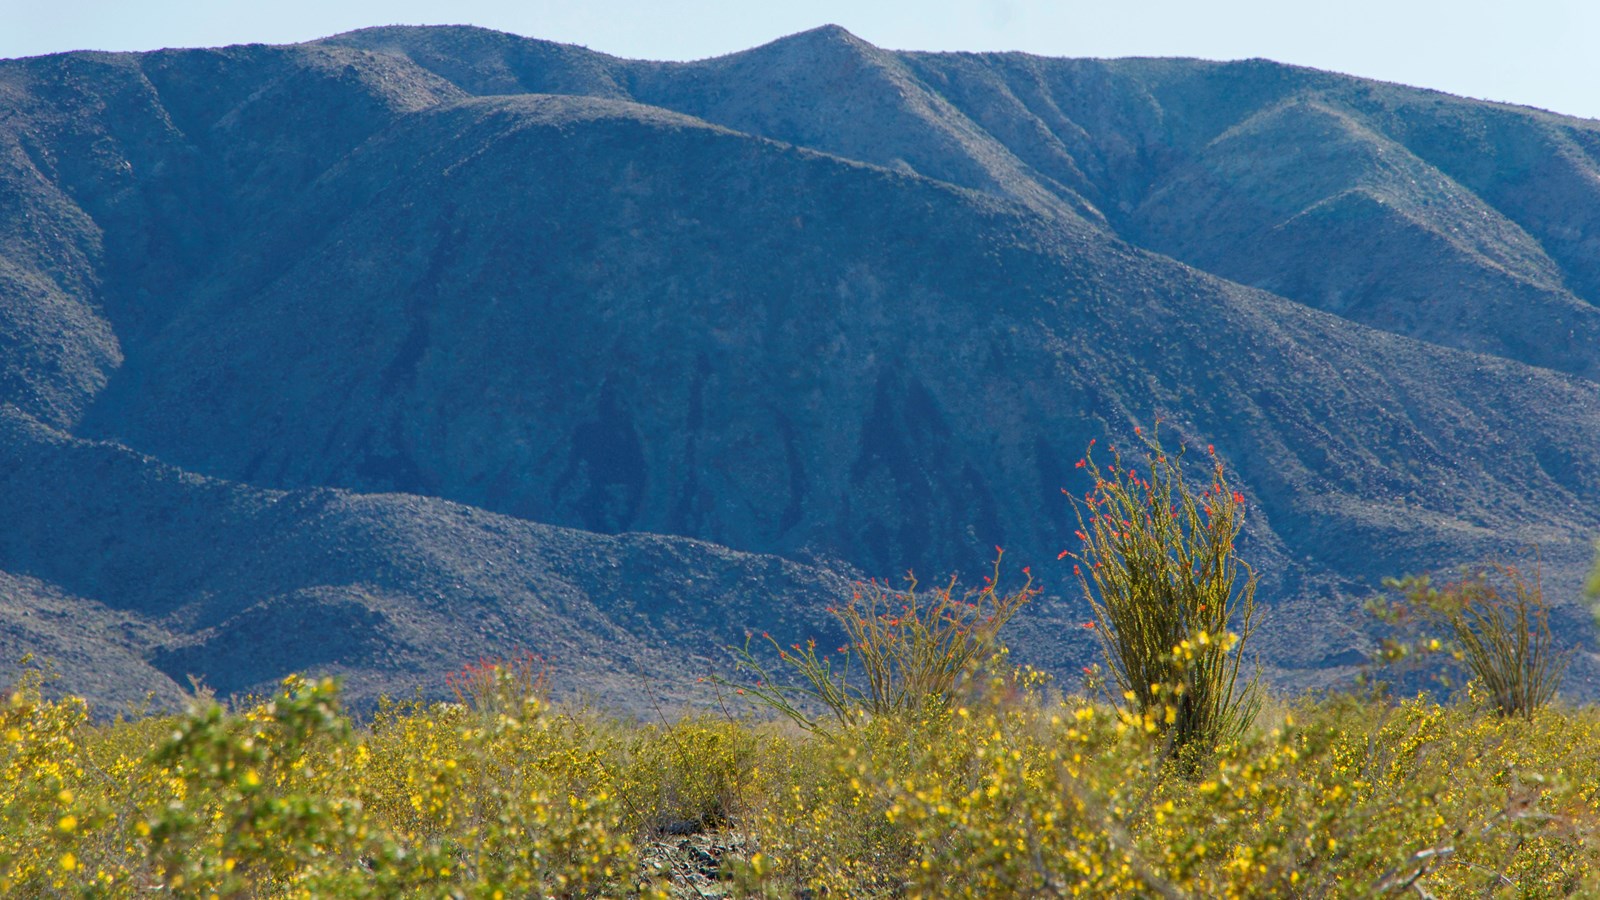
1, 25, 1597, 710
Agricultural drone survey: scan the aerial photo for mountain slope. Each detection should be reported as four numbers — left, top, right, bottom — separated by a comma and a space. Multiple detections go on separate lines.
899, 51, 1600, 380
1, 26, 1597, 708
0, 405, 855, 710
326, 26, 1600, 382
74, 91, 1600, 568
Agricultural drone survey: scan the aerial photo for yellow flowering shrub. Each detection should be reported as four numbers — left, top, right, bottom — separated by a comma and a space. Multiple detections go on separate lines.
1, 669, 99, 895
4, 661, 1598, 896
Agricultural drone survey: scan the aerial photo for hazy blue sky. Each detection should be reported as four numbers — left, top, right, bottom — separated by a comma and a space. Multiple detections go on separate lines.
5, 0, 1597, 120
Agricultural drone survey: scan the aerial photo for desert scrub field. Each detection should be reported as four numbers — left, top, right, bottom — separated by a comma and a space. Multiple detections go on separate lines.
5, 664, 1600, 897
6, 432, 1597, 897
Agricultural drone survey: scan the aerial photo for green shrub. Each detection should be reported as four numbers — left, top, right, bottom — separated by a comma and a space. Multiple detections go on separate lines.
0, 665, 97, 894
1380, 562, 1570, 719
142, 675, 415, 896
618, 716, 768, 836
359, 689, 648, 897
721, 553, 1038, 733
1065, 428, 1261, 761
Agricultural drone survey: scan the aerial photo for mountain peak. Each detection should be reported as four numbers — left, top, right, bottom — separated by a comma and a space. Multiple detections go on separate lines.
754, 23, 878, 57
794, 23, 865, 41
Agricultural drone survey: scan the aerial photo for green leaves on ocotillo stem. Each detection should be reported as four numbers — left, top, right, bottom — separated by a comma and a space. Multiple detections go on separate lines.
1064, 425, 1261, 764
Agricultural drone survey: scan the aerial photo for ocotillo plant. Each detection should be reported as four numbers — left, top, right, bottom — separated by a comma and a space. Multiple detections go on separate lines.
722, 552, 1037, 733
1064, 427, 1260, 760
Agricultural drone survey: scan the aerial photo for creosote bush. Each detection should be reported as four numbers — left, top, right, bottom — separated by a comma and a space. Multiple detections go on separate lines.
721, 551, 1038, 732
1064, 427, 1260, 760
1376, 561, 1570, 719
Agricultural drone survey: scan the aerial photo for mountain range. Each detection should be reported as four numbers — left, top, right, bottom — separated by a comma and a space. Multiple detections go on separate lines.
1, 24, 1597, 712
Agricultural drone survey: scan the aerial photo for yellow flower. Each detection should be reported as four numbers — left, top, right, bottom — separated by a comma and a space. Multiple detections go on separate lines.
57, 815, 78, 833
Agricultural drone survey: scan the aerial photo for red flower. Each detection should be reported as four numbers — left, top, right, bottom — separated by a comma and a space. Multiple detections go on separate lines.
1207, 444, 1215, 456
1081, 621, 1096, 630
1075, 459, 1086, 469
1134, 426, 1142, 435
1058, 549, 1071, 559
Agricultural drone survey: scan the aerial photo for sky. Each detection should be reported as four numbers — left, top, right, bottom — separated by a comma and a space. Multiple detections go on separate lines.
3, 0, 1597, 120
